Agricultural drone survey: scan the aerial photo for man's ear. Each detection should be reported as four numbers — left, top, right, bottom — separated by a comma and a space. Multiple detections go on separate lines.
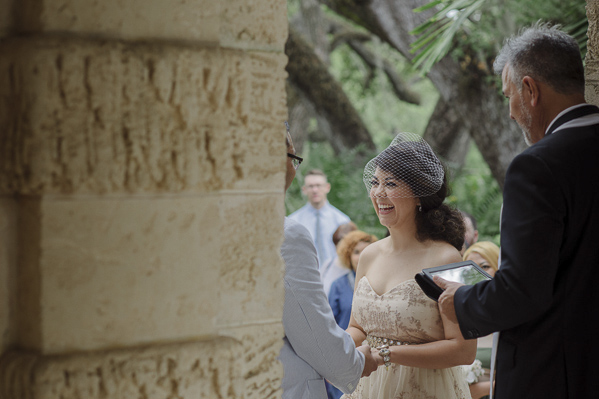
324, 182, 331, 195
522, 76, 540, 107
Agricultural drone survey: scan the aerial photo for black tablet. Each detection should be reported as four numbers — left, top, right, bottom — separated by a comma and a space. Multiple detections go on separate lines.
415, 260, 492, 302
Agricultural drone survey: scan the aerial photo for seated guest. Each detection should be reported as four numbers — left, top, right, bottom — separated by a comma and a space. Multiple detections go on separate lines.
462, 241, 500, 399
464, 241, 500, 277
329, 230, 378, 329
321, 222, 358, 296
460, 210, 479, 255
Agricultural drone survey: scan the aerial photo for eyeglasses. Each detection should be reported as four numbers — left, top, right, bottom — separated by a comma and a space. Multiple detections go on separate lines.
287, 153, 303, 170
305, 184, 325, 190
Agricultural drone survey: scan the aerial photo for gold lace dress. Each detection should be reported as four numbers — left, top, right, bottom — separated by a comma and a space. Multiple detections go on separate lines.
342, 277, 471, 399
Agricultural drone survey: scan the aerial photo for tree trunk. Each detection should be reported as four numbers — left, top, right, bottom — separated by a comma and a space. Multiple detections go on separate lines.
285, 27, 377, 155
423, 97, 470, 171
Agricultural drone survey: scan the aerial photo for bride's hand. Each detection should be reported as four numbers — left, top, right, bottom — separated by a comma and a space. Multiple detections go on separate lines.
358, 345, 379, 377
371, 347, 385, 366
434, 276, 463, 324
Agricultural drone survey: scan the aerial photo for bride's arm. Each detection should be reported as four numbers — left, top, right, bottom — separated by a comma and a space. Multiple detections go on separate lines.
377, 250, 477, 369
379, 299, 477, 368
346, 313, 367, 348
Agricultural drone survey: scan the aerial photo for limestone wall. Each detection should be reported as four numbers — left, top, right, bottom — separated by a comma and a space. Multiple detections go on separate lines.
0, 0, 288, 398
587, 0, 599, 106
0, 0, 15, 356
0, 0, 13, 37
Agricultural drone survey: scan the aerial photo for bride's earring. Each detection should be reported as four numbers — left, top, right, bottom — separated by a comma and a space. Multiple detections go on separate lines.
418, 204, 422, 212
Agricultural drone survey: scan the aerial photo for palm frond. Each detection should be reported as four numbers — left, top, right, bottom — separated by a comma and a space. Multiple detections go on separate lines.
410, 0, 489, 74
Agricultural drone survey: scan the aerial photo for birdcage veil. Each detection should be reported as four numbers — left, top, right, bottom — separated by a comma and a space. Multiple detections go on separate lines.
363, 132, 444, 198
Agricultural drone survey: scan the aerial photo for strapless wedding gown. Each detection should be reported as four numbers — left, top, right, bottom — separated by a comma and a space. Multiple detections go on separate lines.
342, 277, 471, 399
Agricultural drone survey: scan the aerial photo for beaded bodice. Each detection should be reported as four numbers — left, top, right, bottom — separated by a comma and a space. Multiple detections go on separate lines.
352, 277, 445, 344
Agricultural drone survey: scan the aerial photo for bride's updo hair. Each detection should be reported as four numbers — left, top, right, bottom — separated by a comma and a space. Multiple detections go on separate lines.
415, 170, 464, 251
364, 133, 465, 250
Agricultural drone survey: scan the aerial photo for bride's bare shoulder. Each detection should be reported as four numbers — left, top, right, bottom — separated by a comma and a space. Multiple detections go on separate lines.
356, 237, 386, 267
362, 237, 386, 255
429, 241, 462, 266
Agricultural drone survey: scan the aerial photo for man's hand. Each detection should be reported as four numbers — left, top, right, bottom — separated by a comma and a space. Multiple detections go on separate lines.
434, 276, 464, 324
357, 345, 378, 377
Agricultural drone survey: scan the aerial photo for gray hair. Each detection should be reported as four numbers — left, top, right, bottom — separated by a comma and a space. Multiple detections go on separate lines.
493, 22, 584, 95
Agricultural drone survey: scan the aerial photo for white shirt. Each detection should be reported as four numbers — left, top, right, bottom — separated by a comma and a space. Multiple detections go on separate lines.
288, 202, 351, 268
546, 103, 599, 134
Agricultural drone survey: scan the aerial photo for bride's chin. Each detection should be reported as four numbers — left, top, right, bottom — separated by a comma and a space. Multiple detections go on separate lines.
377, 217, 391, 227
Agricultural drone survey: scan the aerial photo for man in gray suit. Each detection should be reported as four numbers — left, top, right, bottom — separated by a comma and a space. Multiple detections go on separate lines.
279, 128, 378, 398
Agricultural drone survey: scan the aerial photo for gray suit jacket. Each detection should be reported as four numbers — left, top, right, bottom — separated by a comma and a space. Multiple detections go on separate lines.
279, 218, 364, 399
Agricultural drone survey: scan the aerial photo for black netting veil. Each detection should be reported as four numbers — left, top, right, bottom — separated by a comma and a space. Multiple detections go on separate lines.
363, 132, 444, 199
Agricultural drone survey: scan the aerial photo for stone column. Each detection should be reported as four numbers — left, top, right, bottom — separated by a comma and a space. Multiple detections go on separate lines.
0, 1, 288, 398
587, 0, 599, 106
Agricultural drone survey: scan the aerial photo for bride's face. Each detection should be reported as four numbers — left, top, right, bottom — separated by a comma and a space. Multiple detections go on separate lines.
369, 168, 418, 229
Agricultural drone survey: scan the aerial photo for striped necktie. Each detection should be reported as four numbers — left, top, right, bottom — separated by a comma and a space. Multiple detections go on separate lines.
314, 210, 324, 266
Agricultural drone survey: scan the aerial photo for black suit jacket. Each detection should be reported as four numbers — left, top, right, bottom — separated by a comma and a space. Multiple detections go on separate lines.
454, 106, 599, 398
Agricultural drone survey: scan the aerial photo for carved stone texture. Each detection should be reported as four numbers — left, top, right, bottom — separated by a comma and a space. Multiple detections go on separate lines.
0, 0, 13, 38
0, 338, 244, 399
0, 198, 16, 354
586, 60, 599, 106
587, 0, 599, 60
13, 0, 287, 50
217, 195, 285, 328
221, 0, 289, 51
224, 325, 284, 399
17, 195, 224, 353
16, 0, 219, 43
586, 1, 599, 106
215, 195, 285, 399
0, 36, 288, 196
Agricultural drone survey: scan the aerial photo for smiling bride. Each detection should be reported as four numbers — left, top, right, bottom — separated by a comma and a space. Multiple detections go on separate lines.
342, 133, 475, 399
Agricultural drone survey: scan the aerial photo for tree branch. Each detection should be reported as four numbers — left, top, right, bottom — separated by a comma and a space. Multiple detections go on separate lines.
285, 26, 376, 154
346, 40, 421, 104
327, 17, 421, 104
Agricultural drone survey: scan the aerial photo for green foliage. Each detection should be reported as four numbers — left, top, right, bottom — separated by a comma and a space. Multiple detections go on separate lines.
328, 40, 440, 148
446, 142, 502, 245
410, 0, 588, 75
411, 0, 489, 74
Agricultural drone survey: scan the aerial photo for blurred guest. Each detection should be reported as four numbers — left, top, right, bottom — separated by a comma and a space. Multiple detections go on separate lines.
462, 241, 500, 398
460, 210, 479, 254
321, 222, 358, 296
289, 169, 351, 267
464, 241, 500, 278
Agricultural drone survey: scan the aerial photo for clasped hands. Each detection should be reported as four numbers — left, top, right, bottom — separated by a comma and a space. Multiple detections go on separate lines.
357, 345, 391, 377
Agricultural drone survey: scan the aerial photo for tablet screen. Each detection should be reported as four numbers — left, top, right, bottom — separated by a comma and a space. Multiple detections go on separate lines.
429, 264, 490, 285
